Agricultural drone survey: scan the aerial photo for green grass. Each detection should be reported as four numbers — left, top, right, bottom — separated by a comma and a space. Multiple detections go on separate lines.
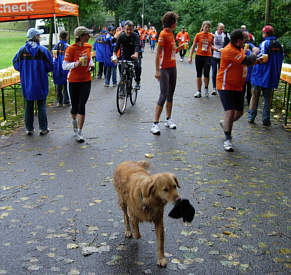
0, 31, 27, 69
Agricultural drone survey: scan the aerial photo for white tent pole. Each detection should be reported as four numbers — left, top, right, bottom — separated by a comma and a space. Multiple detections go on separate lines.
54, 13, 57, 44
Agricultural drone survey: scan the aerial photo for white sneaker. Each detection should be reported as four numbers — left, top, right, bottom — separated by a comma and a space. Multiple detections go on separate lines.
165, 118, 176, 129
72, 119, 78, 135
25, 130, 34, 136
180, 58, 183, 62
211, 88, 217, 95
151, 123, 160, 135
194, 91, 201, 98
223, 139, 234, 152
76, 130, 85, 143
204, 88, 209, 97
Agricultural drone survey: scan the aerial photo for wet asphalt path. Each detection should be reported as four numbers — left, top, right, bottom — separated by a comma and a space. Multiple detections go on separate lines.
0, 46, 290, 275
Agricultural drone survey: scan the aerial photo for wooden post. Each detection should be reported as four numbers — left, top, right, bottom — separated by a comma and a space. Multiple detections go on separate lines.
265, 0, 271, 25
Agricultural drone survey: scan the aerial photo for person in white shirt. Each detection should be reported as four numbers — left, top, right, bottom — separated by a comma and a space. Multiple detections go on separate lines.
211, 23, 229, 95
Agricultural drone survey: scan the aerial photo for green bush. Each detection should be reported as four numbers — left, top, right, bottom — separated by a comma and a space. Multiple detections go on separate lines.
278, 31, 291, 62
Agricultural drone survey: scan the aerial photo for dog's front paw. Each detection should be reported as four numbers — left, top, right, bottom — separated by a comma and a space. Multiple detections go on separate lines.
125, 231, 132, 238
157, 258, 167, 268
133, 232, 141, 239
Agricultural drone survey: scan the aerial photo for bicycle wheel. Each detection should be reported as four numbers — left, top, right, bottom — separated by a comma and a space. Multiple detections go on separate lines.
130, 86, 138, 106
116, 82, 127, 114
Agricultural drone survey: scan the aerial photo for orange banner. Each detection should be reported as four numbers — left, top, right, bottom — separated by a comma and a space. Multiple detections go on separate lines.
0, 0, 78, 22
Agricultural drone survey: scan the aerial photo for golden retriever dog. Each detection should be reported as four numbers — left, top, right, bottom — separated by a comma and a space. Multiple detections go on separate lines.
113, 160, 181, 267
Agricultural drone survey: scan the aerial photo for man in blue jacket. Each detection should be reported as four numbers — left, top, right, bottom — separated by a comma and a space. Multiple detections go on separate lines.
13, 28, 53, 136
52, 31, 70, 106
93, 29, 107, 79
248, 25, 284, 126
104, 26, 117, 87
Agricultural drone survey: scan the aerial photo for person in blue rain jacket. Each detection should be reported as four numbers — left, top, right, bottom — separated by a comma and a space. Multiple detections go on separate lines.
93, 30, 107, 79
13, 28, 53, 136
52, 31, 70, 106
104, 26, 117, 87
248, 25, 284, 126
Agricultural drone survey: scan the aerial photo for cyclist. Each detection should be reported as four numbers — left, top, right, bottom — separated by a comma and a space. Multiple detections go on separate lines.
113, 20, 141, 90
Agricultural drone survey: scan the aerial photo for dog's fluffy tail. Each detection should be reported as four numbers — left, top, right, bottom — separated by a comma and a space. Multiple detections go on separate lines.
137, 160, 150, 169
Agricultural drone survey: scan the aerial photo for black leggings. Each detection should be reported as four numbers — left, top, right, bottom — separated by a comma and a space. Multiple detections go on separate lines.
157, 67, 177, 106
69, 81, 91, 115
195, 55, 211, 78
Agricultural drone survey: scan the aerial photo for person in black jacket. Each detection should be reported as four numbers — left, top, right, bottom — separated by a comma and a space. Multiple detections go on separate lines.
112, 20, 141, 90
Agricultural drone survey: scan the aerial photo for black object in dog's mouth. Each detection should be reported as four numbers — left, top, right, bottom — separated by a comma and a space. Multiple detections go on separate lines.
168, 198, 195, 223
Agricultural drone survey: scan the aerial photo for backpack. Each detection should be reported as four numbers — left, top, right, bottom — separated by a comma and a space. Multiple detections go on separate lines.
267, 40, 283, 55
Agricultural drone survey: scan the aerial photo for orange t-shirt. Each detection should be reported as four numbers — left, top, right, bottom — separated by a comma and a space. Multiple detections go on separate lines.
216, 43, 247, 91
176, 31, 190, 46
64, 43, 92, 83
158, 29, 176, 69
151, 31, 157, 40
193, 32, 214, 56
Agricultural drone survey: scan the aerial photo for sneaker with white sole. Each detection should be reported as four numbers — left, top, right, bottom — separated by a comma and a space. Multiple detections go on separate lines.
204, 88, 209, 97
165, 118, 176, 129
223, 139, 234, 152
194, 91, 201, 98
40, 129, 49, 136
72, 119, 78, 135
76, 130, 85, 143
151, 123, 160, 135
26, 130, 34, 136
211, 88, 217, 95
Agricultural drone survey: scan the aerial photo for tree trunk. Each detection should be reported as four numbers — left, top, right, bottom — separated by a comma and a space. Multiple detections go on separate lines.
265, 0, 271, 25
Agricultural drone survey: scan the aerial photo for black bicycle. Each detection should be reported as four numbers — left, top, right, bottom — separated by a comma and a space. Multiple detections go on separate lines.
116, 60, 138, 114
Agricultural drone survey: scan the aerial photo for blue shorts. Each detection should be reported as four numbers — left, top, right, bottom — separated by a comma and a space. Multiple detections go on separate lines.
218, 90, 244, 112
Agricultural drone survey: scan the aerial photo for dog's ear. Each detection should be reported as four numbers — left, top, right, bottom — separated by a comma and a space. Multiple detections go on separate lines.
173, 175, 181, 188
144, 179, 155, 197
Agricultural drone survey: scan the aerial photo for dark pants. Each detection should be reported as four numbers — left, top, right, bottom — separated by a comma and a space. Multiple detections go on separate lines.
242, 81, 252, 106
179, 49, 186, 58
69, 81, 91, 115
157, 67, 177, 106
211, 57, 221, 89
98, 62, 106, 78
56, 82, 70, 105
25, 99, 48, 131
119, 59, 141, 83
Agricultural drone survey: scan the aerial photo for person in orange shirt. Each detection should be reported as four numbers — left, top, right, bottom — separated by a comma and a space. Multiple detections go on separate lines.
176, 26, 190, 61
216, 29, 258, 151
149, 26, 158, 52
188, 21, 220, 98
63, 26, 95, 143
151, 12, 188, 136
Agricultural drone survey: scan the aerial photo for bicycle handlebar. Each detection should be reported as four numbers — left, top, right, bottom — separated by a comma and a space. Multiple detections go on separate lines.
118, 60, 135, 65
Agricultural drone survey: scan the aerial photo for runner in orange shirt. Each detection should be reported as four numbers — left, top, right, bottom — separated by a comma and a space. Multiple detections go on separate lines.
149, 26, 158, 52
150, 12, 188, 136
216, 29, 258, 151
63, 26, 94, 143
176, 26, 190, 61
188, 21, 220, 98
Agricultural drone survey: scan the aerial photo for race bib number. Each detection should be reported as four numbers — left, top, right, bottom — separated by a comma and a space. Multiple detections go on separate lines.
202, 40, 208, 51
